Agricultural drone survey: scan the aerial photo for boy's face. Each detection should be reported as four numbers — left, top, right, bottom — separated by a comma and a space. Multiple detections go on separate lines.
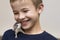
11, 0, 42, 30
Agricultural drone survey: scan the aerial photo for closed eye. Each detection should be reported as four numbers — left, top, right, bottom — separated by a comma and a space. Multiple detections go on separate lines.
23, 10, 29, 13
13, 11, 19, 15
21, 8, 29, 13
14, 12, 19, 15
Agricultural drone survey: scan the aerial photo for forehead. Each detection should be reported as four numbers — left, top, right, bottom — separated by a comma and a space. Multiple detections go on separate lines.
11, 0, 34, 9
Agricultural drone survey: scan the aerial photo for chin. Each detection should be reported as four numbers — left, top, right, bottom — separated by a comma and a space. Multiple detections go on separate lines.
21, 21, 35, 30
21, 26, 30, 30
21, 24, 33, 30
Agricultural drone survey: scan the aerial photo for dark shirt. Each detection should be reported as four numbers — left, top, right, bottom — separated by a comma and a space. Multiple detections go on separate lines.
2, 29, 57, 40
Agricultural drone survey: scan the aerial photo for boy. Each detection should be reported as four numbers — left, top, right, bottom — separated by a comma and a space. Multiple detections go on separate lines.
2, 0, 57, 40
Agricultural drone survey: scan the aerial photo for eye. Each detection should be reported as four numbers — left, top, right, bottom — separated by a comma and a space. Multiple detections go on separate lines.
23, 10, 29, 13
14, 12, 18, 15
13, 11, 19, 15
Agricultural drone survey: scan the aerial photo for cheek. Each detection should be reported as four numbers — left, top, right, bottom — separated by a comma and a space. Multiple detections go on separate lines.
26, 13, 38, 24
26, 11, 36, 17
14, 15, 18, 20
26, 11, 38, 20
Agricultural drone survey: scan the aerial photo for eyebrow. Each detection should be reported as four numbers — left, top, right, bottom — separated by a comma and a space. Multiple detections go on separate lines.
13, 7, 29, 12
13, 10, 18, 12
10, 0, 23, 3
10, 0, 16, 2
21, 8, 28, 10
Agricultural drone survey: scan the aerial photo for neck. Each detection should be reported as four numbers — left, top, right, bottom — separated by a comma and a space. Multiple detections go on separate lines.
23, 20, 43, 35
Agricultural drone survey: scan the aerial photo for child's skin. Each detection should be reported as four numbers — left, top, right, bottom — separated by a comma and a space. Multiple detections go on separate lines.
10, 0, 44, 35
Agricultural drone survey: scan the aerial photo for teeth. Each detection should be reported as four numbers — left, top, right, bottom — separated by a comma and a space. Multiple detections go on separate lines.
20, 18, 30, 23
23, 19, 30, 22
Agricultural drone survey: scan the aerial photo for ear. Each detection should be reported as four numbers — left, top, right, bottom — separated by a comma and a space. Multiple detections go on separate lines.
37, 3, 44, 15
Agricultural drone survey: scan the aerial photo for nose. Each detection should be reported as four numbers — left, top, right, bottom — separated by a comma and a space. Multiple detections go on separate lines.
18, 12, 25, 20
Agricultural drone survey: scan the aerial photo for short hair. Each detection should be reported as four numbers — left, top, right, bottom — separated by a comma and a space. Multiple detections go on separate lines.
10, 0, 43, 8
31, 0, 43, 8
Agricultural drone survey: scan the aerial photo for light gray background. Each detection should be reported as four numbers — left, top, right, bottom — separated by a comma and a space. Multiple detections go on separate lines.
0, 0, 60, 38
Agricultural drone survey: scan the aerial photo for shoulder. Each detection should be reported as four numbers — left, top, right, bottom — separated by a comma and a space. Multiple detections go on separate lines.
42, 31, 57, 40
3, 29, 15, 35
2, 29, 15, 40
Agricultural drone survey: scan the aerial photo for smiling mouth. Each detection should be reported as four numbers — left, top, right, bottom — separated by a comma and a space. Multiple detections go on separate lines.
21, 19, 31, 26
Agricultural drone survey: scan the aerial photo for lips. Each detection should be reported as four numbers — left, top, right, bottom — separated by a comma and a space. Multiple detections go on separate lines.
21, 21, 27, 26
21, 19, 30, 26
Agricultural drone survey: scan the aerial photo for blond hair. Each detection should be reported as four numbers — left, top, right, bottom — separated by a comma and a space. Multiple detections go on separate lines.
10, 0, 43, 8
